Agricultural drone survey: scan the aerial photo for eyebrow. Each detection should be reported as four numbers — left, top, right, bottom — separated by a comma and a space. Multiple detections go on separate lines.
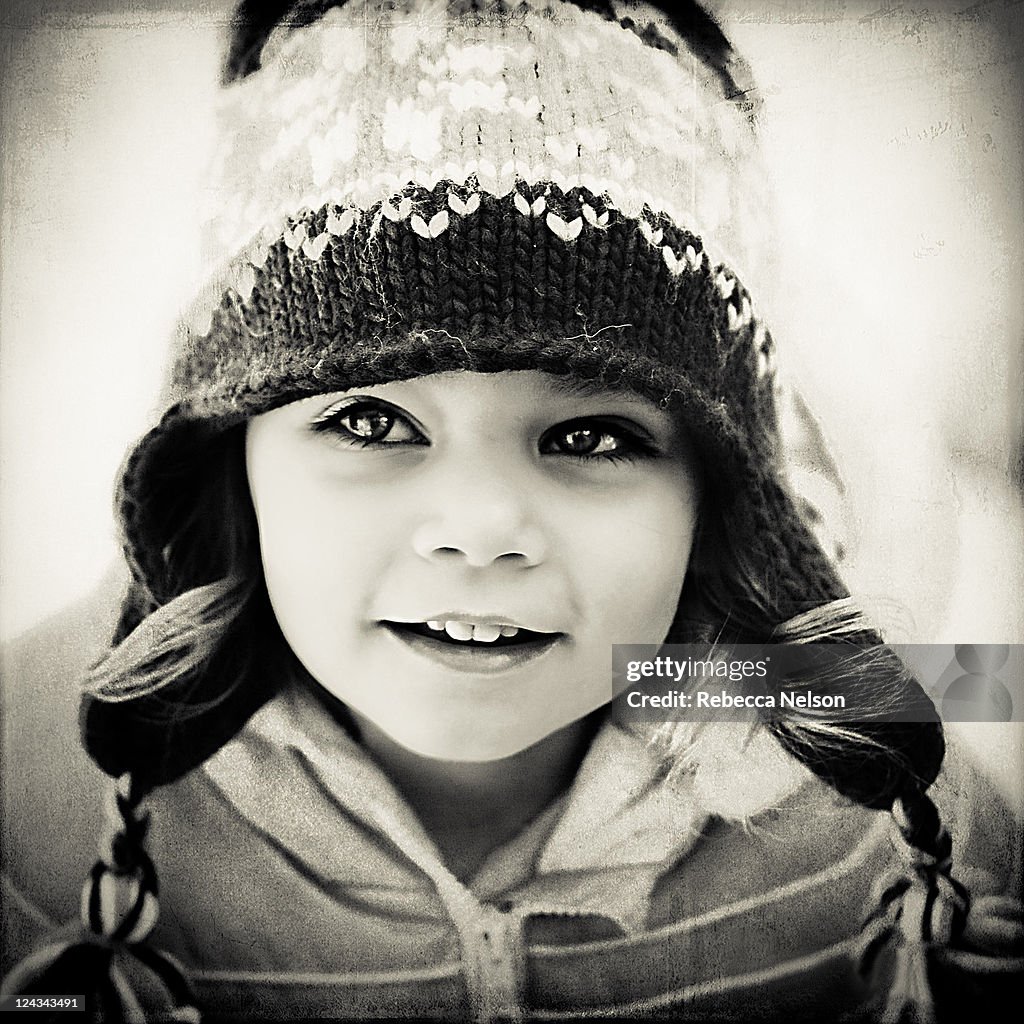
547, 375, 685, 446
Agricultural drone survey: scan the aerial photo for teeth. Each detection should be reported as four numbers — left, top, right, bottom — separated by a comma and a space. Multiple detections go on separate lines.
424, 620, 522, 643
471, 623, 502, 643
443, 620, 474, 642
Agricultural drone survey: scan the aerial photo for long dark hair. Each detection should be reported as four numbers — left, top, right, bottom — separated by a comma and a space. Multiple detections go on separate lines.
81, 426, 285, 788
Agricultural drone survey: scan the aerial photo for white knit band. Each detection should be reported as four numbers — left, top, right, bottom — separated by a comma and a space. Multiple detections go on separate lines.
191, 0, 772, 335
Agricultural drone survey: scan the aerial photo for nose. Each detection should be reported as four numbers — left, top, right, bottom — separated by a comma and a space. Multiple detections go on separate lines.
411, 476, 548, 569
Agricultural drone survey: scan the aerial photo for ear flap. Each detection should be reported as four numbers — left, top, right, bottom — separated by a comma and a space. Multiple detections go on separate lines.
115, 414, 253, 609
85, 419, 278, 789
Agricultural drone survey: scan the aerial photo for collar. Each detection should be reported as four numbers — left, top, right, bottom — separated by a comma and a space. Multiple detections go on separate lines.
202, 680, 810, 936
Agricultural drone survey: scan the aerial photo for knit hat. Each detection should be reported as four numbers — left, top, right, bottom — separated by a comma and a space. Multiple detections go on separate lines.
116, 0, 846, 632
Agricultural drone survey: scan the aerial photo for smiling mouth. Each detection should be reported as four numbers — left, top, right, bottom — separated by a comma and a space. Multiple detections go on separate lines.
387, 621, 555, 647
381, 620, 564, 673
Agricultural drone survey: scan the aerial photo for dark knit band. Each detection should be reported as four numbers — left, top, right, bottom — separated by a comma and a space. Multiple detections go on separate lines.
178, 184, 772, 428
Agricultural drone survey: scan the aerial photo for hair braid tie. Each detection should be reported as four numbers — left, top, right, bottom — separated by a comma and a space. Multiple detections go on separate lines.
885, 812, 1024, 1022
891, 792, 1024, 1017
0, 774, 201, 1022
858, 791, 972, 1024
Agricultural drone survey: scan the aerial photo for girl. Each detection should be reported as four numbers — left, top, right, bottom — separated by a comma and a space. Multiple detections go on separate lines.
2, 1, 1020, 1020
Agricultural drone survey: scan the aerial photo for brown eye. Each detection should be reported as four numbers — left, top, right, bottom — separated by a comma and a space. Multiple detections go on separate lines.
556, 427, 605, 455
541, 417, 659, 462
311, 398, 425, 447
342, 409, 393, 441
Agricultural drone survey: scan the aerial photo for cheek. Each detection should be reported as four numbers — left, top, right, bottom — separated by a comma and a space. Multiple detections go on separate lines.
245, 433, 395, 671
570, 467, 698, 644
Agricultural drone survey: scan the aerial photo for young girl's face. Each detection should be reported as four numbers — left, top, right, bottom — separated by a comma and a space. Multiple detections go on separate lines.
246, 370, 699, 761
